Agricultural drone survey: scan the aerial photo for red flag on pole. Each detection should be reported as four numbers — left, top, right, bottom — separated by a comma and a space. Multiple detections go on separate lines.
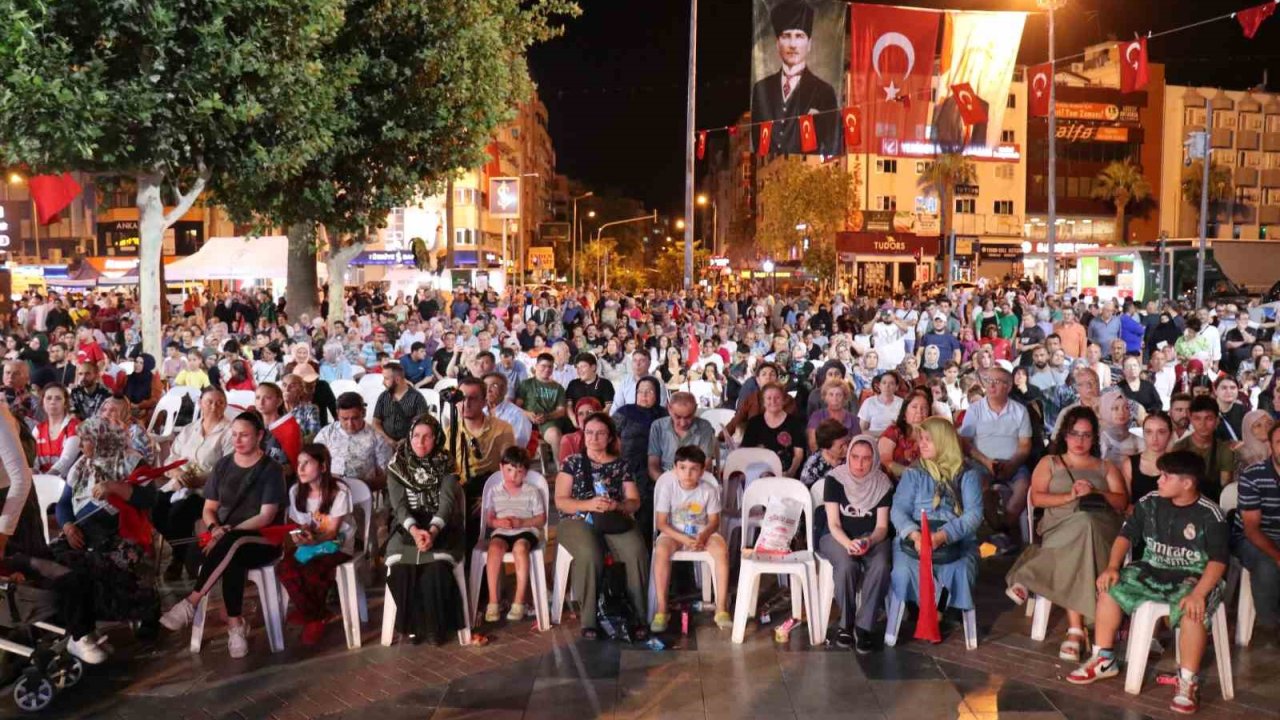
949, 83, 987, 126
798, 114, 818, 153
28, 173, 81, 225
913, 510, 942, 643
758, 121, 774, 158
696, 131, 707, 160
850, 4, 941, 149
1119, 37, 1149, 93
841, 107, 862, 149
1027, 62, 1053, 118
1238, 2, 1276, 39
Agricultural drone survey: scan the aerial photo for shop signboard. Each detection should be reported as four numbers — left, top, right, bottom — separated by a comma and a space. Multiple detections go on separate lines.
915, 213, 941, 236
353, 250, 416, 266
488, 177, 520, 218
979, 244, 1024, 261
1056, 123, 1130, 143
1056, 102, 1141, 124
836, 231, 940, 256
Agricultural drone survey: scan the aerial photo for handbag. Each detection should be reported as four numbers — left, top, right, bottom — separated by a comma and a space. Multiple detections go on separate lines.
590, 510, 634, 535
294, 539, 341, 564
1061, 458, 1112, 514
899, 535, 965, 565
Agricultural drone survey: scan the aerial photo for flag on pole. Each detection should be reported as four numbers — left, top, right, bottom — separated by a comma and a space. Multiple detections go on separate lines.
696, 131, 707, 160
913, 510, 942, 643
758, 121, 774, 157
841, 107, 862, 149
850, 4, 941, 152
28, 173, 82, 225
1238, 2, 1276, 39
949, 83, 987, 126
1027, 62, 1053, 118
798, 114, 818, 153
1119, 37, 1149, 93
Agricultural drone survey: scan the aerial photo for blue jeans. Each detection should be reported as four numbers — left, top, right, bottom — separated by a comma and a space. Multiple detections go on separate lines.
1237, 536, 1280, 630
975, 464, 1032, 545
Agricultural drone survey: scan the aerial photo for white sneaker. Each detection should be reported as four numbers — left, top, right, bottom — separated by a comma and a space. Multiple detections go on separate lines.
67, 635, 108, 665
227, 619, 249, 658
159, 600, 196, 631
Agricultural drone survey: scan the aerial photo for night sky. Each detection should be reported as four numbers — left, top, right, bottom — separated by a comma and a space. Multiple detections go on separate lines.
529, 0, 1280, 214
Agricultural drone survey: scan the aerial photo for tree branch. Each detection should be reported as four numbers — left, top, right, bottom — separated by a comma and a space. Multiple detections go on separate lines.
163, 159, 210, 227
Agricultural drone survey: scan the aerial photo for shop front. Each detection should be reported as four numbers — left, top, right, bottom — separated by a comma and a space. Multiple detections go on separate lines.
835, 231, 939, 296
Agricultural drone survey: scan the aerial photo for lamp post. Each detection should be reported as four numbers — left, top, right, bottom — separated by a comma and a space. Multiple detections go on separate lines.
682, 0, 697, 290
762, 258, 776, 294
1038, 0, 1067, 296
594, 211, 659, 289
697, 193, 718, 255
570, 191, 593, 288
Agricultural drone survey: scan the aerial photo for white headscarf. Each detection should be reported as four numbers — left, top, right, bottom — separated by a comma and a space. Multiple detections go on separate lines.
827, 434, 892, 514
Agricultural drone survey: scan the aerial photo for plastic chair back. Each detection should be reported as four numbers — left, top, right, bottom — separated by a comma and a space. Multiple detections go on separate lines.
1219, 483, 1239, 513
357, 373, 385, 394
435, 377, 458, 392
739, 476, 814, 554
33, 474, 64, 544
226, 389, 256, 411
476, 469, 549, 547
360, 387, 384, 422
650, 471, 720, 538
341, 477, 375, 555
698, 408, 735, 432
722, 448, 782, 486
147, 387, 198, 437
421, 389, 442, 418
329, 379, 359, 398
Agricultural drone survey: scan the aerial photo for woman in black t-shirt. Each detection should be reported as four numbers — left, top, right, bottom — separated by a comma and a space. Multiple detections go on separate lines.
742, 383, 806, 477
157, 411, 287, 658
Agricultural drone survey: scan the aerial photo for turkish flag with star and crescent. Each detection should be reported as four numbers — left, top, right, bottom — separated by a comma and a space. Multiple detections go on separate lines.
850, 4, 941, 154
798, 114, 818, 153
757, 121, 774, 158
841, 107, 862, 149
1119, 38, 1149, 93
949, 83, 987, 126
1027, 62, 1053, 118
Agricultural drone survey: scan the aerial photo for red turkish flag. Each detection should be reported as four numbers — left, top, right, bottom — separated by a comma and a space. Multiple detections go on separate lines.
913, 511, 942, 643
798, 114, 818, 153
696, 131, 707, 160
1238, 2, 1276, 39
1027, 62, 1053, 118
949, 83, 987, 126
758, 121, 774, 158
851, 4, 941, 148
29, 173, 82, 225
841, 107, 862, 149
1119, 37, 1149, 93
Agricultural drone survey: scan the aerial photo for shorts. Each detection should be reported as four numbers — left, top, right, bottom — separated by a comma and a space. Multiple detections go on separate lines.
1107, 562, 1224, 629
488, 531, 541, 551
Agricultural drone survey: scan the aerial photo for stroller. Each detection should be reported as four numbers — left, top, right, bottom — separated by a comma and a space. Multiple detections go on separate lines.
0, 557, 86, 713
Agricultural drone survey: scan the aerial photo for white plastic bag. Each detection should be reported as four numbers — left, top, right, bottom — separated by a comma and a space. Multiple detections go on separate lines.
753, 495, 802, 557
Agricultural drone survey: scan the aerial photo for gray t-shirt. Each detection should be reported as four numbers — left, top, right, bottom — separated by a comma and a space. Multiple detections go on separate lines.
205, 455, 287, 527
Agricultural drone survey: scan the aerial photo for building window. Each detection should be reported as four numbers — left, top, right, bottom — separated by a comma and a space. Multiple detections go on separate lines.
1000, 129, 1016, 143
1185, 108, 1207, 127
1243, 113, 1263, 131
955, 198, 976, 214
875, 159, 898, 174
993, 200, 1014, 215
995, 165, 1015, 180
916, 161, 933, 175
1007, 94, 1016, 109
456, 228, 476, 246
874, 195, 897, 211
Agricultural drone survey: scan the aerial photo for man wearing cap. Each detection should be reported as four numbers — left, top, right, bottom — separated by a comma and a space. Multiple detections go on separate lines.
917, 313, 962, 366
749, 0, 839, 155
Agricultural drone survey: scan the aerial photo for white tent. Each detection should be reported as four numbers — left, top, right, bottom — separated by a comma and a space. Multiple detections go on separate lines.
165, 236, 289, 282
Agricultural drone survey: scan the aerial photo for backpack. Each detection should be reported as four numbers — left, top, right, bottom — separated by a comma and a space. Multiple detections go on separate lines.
595, 556, 642, 642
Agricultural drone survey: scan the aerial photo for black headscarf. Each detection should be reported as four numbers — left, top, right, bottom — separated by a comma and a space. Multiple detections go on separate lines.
123, 353, 156, 404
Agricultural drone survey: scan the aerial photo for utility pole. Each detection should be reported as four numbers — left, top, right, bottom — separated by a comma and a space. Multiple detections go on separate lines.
1197, 104, 1213, 308
570, 191, 593, 288
1039, 0, 1066, 295
682, 0, 697, 290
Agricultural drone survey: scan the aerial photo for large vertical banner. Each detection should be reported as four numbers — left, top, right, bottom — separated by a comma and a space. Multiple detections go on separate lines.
849, 4, 941, 156
934, 11, 1027, 150
750, 0, 846, 156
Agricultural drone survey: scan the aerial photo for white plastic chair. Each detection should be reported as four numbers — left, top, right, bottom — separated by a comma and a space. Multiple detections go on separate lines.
225, 389, 256, 411
357, 373, 385, 395
884, 587, 979, 651
720, 448, 783, 547
699, 408, 735, 436
730, 477, 821, 645
1024, 488, 1054, 639
350, 366, 366, 381
421, 389, 442, 419
1217, 484, 1256, 646
147, 387, 200, 438
360, 387, 383, 423
117, 361, 134, 376
33, 475, 65, 545
329, 379, 359, 398
335, 479, 374, 649
380, 485, 472, 646
810, 482, 835, 641
551, 544, 575, 625
467, 471, 551, 631
646, 472, 723, 622
190, 561, 286, 654
434, 377, 458, 392
1123, 601, 1233, 700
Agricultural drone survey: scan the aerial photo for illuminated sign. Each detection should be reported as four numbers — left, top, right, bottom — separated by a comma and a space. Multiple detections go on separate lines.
1056, 102, 1141, 124
488, 177, 520, 218
1056, 123, 1130, 143
0, 206, 9, 248
890, 141, 1021, 162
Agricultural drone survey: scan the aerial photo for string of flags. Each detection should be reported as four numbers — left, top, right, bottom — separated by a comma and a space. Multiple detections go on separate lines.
696, 0, 1280, 158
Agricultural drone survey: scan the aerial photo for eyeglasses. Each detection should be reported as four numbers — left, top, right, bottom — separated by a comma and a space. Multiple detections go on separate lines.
1067, 430, 1094, 440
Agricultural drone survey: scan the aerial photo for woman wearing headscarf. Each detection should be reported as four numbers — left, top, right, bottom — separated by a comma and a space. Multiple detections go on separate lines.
123, 353, 162, 420
383, 414, 469, 645
889, 418, 983, 621
1098, 389, 1142, 466
612, 376, 668, 504
1236, 409, 1275, 472
1005, 406, 1127, 662
1147, 311, 1181, 356
818, 434, 893, 653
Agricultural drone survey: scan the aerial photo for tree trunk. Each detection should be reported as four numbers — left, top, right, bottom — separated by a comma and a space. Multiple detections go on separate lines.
286, 222, 320, 320
136, 171, 167, 358
942, 186, 952, 292
444, 176, 455, 286
1115, 205, 1126, 245
325, 234, 365, 327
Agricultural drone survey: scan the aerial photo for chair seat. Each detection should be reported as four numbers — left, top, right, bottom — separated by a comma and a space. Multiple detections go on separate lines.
883, 591, 978, 651
1124, 601, 1233, 700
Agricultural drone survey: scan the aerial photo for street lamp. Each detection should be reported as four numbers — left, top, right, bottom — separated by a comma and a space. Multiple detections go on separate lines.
761, 258, 776, 293
697, 193, 719, 255
1037, 0, 1067, 295
675, 219, 686, 231
571, 191, 594, 288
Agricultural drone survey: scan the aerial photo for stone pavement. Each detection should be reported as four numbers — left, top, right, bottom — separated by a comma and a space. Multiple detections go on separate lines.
4, 556, 1278, 720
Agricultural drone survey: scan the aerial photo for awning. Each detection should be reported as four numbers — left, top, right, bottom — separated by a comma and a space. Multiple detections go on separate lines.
165, 236, 289, 281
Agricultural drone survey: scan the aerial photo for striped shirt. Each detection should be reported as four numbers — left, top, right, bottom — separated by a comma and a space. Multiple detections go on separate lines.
1236, 459, 1280, 544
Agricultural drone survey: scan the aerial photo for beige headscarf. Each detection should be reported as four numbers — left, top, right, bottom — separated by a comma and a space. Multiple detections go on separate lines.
828, 434, 892, 514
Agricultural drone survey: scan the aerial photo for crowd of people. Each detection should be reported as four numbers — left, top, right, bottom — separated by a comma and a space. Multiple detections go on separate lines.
0, 279, 1275, 714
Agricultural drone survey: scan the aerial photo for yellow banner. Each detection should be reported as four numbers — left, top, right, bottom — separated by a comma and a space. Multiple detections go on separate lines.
934, 11, 1027, 150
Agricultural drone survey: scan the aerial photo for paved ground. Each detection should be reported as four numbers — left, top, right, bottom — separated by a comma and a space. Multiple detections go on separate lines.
3, 556, 1277, 720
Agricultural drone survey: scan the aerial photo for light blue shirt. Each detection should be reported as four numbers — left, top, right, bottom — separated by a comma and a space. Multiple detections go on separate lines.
957, 397, 1031, 461
489, 400, 532, 449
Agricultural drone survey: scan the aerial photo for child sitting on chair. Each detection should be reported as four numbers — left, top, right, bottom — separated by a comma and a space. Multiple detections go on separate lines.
650, 446, 732, 632
484, 447, 546, 623
1066, 450, 1229, 715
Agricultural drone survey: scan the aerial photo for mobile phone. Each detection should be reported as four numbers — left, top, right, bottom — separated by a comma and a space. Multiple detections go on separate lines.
289, 529, 304, 538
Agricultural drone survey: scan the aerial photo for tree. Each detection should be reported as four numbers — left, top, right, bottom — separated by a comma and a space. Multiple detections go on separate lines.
0, 0, 350, 356
216, 0, 579, 323
755, 158, 856, 288
918, 153, 976, 291
1091, 160, 1153, 245
1180, 160, 1234, 230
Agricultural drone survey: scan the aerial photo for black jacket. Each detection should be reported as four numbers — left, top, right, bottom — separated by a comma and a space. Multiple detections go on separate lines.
750, 68, 840, 155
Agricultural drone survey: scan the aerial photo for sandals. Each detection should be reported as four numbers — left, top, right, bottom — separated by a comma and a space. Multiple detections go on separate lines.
1005, 583, 1029, 606
1059, 627, 1089, 662
468, 632, 491, 647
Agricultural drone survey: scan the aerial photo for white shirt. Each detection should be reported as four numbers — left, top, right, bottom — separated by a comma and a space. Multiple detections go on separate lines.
872, 322, 906, 370
395, 330, 426, 356
857, 395, 902, 437
488, 400, 532, 449
0, 405, 32, 535
286, 483, 355, 555
1153, 366, 1177, 410
1200, 324, 1222, 363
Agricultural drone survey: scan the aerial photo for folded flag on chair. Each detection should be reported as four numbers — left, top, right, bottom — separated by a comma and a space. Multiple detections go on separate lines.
913, 510, 942, 643
107, 460, 188, 554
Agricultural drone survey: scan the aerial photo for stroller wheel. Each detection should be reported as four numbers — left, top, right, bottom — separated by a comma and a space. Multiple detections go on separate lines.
46, 657, 83, 690
13, 674, 54, 712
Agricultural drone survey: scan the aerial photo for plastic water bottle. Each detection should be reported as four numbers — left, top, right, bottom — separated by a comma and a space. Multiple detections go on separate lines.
645, 637, 665, 651
689, 601, 712, 613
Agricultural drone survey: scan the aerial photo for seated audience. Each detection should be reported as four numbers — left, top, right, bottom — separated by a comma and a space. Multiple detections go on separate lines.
650, 446, 731, 632
483, 447, 547, 624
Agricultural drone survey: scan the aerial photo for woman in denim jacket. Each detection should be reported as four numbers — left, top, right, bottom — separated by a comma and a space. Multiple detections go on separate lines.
890, 417, 984, 613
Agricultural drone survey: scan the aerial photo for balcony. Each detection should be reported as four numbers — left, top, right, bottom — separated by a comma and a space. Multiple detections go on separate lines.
1259, 205, 1280, 225
1210, 128, 1234, 148
1238, 130, 1261, 150
1262, 169, 1280, 188
1236, 166, 1259, 187
950, 213, 1025, 237
1264, 132, 1280, 152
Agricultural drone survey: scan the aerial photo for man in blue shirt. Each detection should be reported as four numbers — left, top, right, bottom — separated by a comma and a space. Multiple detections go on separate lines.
1087, 302, 1122, 349
399, 342, 433, 387
1236, 425, 1280, 646
917, 314, 962, 365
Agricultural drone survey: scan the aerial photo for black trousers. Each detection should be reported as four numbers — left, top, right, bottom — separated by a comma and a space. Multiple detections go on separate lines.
194, 531, 280, 617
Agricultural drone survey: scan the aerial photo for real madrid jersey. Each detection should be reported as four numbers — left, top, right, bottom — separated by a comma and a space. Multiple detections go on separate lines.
1121, 492, 1229, 582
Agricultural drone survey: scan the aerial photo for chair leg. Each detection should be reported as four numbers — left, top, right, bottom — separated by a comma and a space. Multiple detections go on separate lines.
1124, 603, 1164, 695
646, 554, 659, 622
884, 594, 905, 647
700, 562, 714, 604
335, 566, 355, 649
707, 558, 721, 612
380, 585, 397, 646
1025, 595, 1036, 617
452, 563, 472, 646
255, 571, 285, 653
1237, 569, 1255, 647
468, 549, 485, 625
962, 609, 978, 650
189, 595, 209, 654
552, 551, 572, 625
530, 550, 551, 632
1208, 604, 1233, 700
789, 574, 804, 621
1030, 596, 1052, 642
731, 567, 756, 644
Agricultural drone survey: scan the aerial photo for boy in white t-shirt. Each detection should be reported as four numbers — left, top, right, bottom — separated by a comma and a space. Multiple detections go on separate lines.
484, 447, 547, 623
651, 446, 732, 632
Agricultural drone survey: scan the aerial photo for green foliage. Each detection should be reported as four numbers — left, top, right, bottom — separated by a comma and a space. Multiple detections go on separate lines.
1092, 160, 1152, 244
1180, 160, 1233, 210
755, 158, 856, 283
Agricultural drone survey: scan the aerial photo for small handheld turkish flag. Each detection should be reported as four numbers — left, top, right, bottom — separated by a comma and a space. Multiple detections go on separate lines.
949, 83, 987, 126
1027, 62, 1053, 118
29, 173, 82, 225
758, 121, 774, 157
1119, 37, 1149, 93
798, 114, 818, 153
696, 131, 707, 160
841, 107, 862, 149
913, 511, 942, 643
1238, 1, 1276, 39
